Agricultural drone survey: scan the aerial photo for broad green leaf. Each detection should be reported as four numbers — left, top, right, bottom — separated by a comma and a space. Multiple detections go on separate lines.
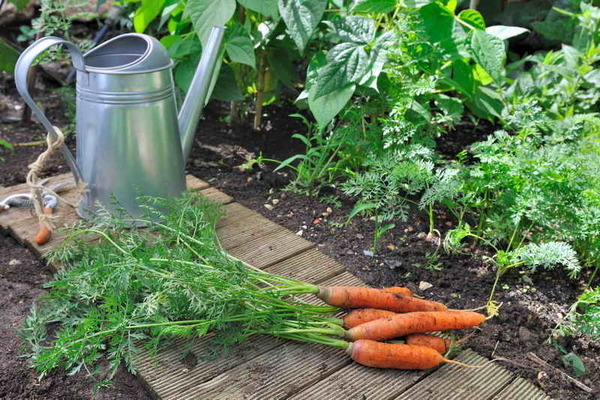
473, 64, 493, 85
450, 59, 475, 96
350, 0, 396, 13
458, 9, 485, 30
359, 31, 396, 89
186, 0, 236, 46
313, 43, 368, 98
305, 51, 327, 91
133, 0, 166, 33
419, 2, 459, 56
237, 0, 279, 18
158, 3, 181, 30
309, 83, 355, 128
165, 35, 201, 60
278, 0, 327, 52
267, 50, 297, 88
297, 51, 327, 103
225, 26, 256, 68
0, 38, 20, 73
470, 30, 505, 83
402, 0, 433, 8
471, 86, 503, 119
330, 16, 375, 44
175, 54, 200, 92
561, 353, 585, 377
485, 25, 529, 40
9, 0, 29, 10
211, 64, 244, 101
443, 0, 457, 12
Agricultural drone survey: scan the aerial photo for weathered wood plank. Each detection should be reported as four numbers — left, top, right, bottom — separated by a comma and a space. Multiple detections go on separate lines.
263, 248, 346, 283
227, 229, 314, 269
186, 175, 209, 191
218, 214, 285, 250
395, 349, 514, 400
135, 335, 284, 400
198, 187, 233, 204
176, 341, 349, 400
216, 203, 259, 229
491, 377, 552, 400
289, 363, 430, 400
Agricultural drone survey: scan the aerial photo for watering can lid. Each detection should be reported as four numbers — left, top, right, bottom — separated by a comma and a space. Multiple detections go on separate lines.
83, 33, 173, 74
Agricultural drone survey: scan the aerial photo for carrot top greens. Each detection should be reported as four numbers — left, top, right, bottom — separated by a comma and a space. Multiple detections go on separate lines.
21, 195, 347, 381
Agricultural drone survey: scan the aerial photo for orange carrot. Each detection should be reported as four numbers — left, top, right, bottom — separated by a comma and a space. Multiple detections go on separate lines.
382, 286, 413, 296
348, 340, 474, 370
343, 309, 397, 328
34, 207, 53, 245
406, 334, 451, 354
317, 286, 447, 312
345, 311, 485, 341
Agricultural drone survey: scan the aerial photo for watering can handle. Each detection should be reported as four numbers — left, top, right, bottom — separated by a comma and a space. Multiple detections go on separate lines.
15, 37, 85, 184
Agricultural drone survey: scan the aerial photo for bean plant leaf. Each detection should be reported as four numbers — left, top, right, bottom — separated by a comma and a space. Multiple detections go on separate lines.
359, 30, 396, 90
470, 30, 506, 83
237, 0, 279, 18
186, 0, 236, 46
268, 49, 297, 88
297, 51, 327, 102
458, 9, 485, 30
419, 2, 460, 56
350, 0, 396, 13
164, 35, 201, 60
449, 59, 476, 96
225, 26, 256, 68
133, 0, 166, 33
0, 38, 20, 73
309, 83, 355, 128
329, 16, 376, 44
211, 64, 244, 101
313, 43, 368, 99
8, 0, 29, 10
278, 0, 327, 52
175, 54, 200, 92
402, 0, 434, 8
486, 25, 529, 40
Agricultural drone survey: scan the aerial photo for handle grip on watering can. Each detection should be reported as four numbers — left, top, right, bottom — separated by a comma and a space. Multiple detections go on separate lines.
15, 37, 85, 184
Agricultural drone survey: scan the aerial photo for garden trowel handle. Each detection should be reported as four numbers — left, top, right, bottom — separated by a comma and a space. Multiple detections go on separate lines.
15, 36, 85, 184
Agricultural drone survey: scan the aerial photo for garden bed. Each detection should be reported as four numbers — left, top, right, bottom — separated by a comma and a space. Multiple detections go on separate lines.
1, 79, 598, 399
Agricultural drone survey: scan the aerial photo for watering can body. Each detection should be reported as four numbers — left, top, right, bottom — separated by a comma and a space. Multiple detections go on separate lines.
15, 28, 225, 222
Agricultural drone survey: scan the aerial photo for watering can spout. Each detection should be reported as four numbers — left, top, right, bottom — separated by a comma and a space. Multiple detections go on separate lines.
178, 26, 225, 163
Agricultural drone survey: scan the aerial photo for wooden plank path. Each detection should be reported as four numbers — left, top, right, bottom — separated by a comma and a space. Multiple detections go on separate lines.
0, 173, 553, 400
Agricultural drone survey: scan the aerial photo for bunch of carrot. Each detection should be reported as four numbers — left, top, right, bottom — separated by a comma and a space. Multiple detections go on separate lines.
287, 285, 487, 370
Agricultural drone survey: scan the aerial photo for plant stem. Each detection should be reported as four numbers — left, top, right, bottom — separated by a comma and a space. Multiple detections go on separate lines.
253, 52, 267, 131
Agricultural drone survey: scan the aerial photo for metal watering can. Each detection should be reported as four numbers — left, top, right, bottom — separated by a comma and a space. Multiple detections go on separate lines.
15, 27, 225, 221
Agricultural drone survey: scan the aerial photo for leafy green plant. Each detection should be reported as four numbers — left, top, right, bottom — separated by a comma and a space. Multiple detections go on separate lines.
505, 3, 600, 119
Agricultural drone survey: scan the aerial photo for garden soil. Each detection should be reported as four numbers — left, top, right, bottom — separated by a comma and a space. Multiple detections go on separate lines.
1, 75, 599, 400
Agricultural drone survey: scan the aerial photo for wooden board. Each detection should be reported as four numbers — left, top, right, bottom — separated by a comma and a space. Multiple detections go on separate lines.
0, 174, 554, 400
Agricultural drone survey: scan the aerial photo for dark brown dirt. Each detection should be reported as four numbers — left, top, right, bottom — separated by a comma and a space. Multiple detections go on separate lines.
1, 71, 599, 400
